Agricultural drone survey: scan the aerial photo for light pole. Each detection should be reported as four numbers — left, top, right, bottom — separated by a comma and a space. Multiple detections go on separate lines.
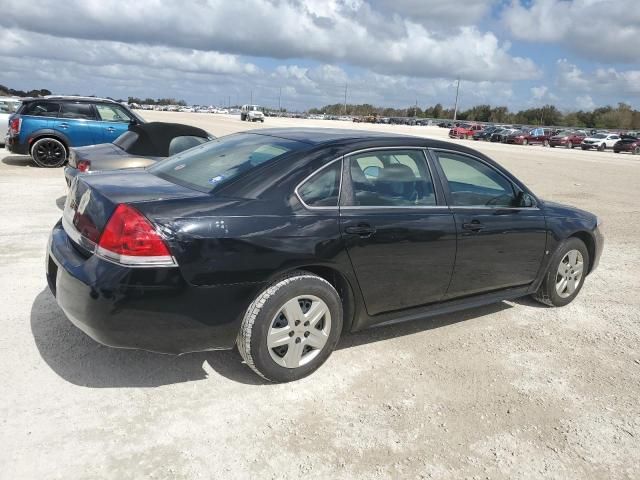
453, 78, 460, 121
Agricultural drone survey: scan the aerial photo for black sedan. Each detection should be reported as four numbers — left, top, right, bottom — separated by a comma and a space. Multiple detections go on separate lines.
47, 129, 603, 382
64, 122, 213, 186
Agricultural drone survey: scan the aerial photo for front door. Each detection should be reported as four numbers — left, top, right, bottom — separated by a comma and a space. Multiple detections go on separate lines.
432, 149, 547, 298
340, 148, 457, 316
94, 103, 135, 143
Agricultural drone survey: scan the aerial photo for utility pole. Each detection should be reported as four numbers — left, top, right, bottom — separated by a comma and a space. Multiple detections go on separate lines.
343, 83, 347, 116
228, 96, 230, 110
250, 90, 253, 105
415, 97, 418, 118
278, 87, 282, 113
453, 78, 460, 121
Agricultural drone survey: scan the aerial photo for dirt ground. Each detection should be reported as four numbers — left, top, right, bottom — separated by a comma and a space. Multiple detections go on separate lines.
1, 112, 639, 479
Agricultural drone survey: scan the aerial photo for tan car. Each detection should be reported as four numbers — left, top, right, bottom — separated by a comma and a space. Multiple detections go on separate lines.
64, 122, 213, 186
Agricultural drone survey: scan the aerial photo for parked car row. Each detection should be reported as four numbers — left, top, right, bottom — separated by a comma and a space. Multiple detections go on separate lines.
457, 123, 637, 154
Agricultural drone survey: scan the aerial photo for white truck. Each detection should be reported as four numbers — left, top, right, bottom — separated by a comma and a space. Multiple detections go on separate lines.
240, 104, 265, 122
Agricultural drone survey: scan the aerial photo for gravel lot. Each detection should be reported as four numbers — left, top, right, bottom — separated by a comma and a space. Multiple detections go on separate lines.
1, 112, 639, 479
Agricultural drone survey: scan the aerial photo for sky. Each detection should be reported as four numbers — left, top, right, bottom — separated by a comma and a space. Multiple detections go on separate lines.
0, 0, 638, 112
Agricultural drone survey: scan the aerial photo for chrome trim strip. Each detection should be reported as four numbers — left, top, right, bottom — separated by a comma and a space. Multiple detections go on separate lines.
95, 246, 177, 268
340, 205, 448, 210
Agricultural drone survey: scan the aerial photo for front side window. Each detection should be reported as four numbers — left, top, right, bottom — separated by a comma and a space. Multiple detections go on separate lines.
60, 102, 95, 120
436, 152, 517, 207
23, 101, 60, 117
347, 149, 436, 207
149, 133, 307, 193
95, 104, 133, 123
297, 161, 341, 207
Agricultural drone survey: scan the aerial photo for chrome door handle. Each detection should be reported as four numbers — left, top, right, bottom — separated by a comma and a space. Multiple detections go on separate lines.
59, 123, 69, 129
106, 127, 116, 132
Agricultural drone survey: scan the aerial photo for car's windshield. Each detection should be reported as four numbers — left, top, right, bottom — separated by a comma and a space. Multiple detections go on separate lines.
0, 100, 20, 114
149, 133, 308, 193
592, 134, 607, 139
249, 105, 262, 111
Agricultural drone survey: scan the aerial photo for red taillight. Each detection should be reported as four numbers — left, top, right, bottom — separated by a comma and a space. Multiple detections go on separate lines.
77, 160, 91, 172
9, 117, 21, 135
96, 204, 175, 266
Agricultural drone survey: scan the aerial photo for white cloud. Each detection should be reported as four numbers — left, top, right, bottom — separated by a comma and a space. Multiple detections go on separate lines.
502, 0, 640, 63
0, 0, 538, 82
556, 59, 640, 97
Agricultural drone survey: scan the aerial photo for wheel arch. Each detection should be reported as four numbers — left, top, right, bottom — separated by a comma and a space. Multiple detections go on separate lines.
569, 231, 596, 274
283, 265, 357, 336
28, 130, 70, 155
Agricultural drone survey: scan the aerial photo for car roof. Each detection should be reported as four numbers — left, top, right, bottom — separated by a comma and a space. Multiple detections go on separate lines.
20, 95, 119, 104
247, 128, 413, 145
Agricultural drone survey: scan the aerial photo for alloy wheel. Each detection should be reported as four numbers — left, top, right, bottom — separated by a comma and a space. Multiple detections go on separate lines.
555, 250, 584, 298
33, 139, 66, 167
267, 295, 331, 368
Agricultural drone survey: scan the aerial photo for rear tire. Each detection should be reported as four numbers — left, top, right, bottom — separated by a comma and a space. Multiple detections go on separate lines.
237, 271, 343, 382
633, 146, 640, 155
566, 141, 573, 149
31, 137, 68, 168
522, 139, 528, 145
543, 139, 549, 147
533, 237, 589, 307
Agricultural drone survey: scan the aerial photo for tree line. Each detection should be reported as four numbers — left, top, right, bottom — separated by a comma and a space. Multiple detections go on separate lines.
309, 102, 640, 129
0, 84, 52, 98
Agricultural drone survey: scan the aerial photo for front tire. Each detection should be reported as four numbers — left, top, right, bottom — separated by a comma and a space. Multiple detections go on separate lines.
533, 237, 589, 307
31, 137, 68, 168
237, 271, 343, 382
598, 143, 605, 151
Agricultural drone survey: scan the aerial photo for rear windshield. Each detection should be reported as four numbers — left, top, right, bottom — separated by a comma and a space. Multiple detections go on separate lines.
149, 133, 308, 193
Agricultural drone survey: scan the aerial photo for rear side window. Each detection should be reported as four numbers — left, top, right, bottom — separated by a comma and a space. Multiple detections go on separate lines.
95, 104, 133, 122
22, 101, 60, 117
149, 133, 307, 193
60, 102, 95, 120
297, 161, 341, 207
347, 150, 436, 206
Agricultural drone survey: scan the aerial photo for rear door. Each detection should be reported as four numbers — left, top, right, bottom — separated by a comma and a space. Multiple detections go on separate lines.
53, 102, 102, 147
431, 149, 547, 298
94, 103, 136, 143
339, 148, 457, 316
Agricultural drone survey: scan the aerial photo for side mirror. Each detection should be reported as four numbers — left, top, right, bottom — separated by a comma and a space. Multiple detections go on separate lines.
516, 191, 535, 208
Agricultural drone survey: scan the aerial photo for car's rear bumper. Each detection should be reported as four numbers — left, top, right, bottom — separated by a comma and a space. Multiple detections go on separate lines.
47, 220, 261, 354
5, 135, 28, 155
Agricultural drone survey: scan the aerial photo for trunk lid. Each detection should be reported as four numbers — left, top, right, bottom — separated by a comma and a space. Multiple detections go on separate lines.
63, 170, 206, 254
